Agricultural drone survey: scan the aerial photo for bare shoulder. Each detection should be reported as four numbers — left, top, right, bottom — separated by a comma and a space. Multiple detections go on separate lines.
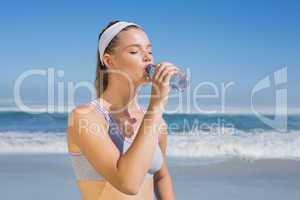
67, 104, 99, 151
68, 104, 94, 126
68, 103, 109, 137
71, 104, 96, 117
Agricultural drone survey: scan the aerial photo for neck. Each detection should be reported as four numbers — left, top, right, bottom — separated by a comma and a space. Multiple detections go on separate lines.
100, 78, 141, 113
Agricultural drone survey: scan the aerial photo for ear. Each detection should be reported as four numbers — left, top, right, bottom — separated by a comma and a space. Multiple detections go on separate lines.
102, 53, 114, 69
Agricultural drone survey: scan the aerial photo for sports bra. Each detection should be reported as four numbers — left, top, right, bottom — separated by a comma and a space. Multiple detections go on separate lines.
69, 99, 163, 181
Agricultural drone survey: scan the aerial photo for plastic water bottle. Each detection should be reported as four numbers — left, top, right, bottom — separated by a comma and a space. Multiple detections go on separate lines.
146, 64, 188, 92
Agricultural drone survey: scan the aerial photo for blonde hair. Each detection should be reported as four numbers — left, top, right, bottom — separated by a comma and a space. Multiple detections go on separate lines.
95, 20, 141, 97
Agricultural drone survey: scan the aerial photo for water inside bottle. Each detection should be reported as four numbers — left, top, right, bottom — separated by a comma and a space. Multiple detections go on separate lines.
146, 64, 188, 92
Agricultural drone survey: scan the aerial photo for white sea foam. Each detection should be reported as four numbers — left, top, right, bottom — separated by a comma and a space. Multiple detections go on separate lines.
0, 132, 67, 153
167, 130, 300, 160
0, 130, 300, 161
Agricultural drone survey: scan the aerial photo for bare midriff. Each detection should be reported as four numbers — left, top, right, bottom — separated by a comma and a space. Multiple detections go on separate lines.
76, 178, 154, 200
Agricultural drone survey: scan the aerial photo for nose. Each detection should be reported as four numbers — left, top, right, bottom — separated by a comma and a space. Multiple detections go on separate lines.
142, 51, 152, 62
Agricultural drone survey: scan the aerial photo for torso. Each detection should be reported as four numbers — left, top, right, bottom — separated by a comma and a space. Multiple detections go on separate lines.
67, 103, 155, 200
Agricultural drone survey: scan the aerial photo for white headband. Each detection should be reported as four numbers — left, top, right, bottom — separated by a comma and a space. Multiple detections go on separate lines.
98, 21, 141, 65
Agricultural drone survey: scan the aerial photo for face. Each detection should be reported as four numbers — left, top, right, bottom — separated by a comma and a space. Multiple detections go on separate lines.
102, 28, 153, 86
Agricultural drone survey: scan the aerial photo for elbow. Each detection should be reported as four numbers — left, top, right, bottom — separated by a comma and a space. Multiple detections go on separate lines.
120, 186, 139, 196
118, 179, 140, 195
120, 184, 139, 195
114, 160, 143, 195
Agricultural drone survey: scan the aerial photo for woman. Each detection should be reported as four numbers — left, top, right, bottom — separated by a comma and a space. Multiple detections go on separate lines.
67, 20, 177, 200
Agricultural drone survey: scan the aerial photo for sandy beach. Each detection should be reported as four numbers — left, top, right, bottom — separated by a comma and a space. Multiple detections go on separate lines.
0, 153, 299, 200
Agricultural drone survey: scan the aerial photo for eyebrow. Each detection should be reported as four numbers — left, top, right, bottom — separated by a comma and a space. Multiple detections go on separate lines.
125, 44, 152, 49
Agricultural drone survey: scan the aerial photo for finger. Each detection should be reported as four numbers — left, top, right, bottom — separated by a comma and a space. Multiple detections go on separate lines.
153, 64, 165, 81
157, 64, 174, 82
162, 68, 178, 84
158, 65, 177, 83
154, 62, 172, 78
160, 61, 174, 67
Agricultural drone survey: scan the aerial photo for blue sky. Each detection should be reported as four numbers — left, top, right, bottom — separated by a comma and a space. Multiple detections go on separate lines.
1, 0, 299, 112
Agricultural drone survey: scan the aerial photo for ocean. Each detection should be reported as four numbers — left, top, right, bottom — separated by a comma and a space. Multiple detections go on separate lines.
1, 109, 300, 200
1, 111, 300, 161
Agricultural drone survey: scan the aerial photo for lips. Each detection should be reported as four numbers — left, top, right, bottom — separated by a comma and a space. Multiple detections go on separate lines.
143, 63, 150, 70
142, 63, 154, 80
142, 64, 149, 74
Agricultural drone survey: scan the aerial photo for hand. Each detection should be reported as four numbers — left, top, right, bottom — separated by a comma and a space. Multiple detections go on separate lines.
148, 62, 179, 111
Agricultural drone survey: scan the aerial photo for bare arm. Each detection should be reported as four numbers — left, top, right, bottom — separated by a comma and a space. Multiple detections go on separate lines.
154, 119, 176, 200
